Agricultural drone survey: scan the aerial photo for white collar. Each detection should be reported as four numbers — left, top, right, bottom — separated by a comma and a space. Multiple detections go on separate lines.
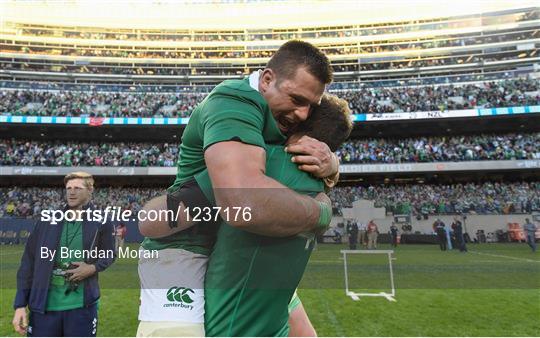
249, 70, 261, 92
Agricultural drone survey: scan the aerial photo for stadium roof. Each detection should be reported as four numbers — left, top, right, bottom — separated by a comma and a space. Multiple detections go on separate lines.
1, 0, 539, 29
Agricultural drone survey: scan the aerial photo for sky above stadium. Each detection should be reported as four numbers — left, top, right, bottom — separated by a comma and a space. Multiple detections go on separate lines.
1, 0, 538, 29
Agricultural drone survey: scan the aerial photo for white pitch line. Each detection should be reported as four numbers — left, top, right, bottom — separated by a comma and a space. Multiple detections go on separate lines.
469, 251, 540, 263
309, 259, 342, 263
470, 260, 512, 263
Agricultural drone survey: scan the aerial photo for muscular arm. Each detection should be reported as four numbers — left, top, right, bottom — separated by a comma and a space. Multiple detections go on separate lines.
205, 141, 327, 237
138, 195, 195, 238
288, 302, 317, 337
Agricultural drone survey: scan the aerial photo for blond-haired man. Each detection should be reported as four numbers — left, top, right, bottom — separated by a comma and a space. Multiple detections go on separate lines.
13, 172, 115, 337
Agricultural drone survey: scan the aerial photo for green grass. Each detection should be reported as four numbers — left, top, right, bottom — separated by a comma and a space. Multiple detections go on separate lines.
1, 243, 539, 336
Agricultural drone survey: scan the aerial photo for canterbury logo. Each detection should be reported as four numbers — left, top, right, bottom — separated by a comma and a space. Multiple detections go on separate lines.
166, 287, 195, 304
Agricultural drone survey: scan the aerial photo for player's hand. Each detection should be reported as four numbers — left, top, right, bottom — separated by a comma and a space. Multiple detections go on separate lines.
12, 307, 27, 335
286, 136, 338, 178
66, 262, 96, 282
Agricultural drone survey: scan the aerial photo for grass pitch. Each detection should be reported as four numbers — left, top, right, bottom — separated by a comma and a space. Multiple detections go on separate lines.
1, 243, 539, 336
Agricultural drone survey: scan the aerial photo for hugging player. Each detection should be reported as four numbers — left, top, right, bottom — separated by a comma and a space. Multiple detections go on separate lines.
135, 40, 339, 337
138, 92, 352, 337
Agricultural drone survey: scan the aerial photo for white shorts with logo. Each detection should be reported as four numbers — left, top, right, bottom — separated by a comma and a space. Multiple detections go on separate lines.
138, 248, 208, 324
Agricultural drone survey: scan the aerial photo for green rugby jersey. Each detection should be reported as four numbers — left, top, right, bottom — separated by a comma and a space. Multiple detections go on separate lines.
198, 145, 324, 337
46, 221, 84, 311
142, 77, 285, 256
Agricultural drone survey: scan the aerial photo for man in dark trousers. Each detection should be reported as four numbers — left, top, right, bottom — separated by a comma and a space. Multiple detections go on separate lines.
452, 216, 467, 252
523, 218, 537, 253
434, 218, 447, 251
346, 220, 359, 250
12, 172, 115, 336
390, 222, 399, 248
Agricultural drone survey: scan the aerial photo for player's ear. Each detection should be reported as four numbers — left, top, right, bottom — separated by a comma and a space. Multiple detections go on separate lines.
259, 69, 275, 93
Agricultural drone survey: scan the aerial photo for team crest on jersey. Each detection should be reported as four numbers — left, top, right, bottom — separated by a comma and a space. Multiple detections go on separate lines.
164, 286, 195, 310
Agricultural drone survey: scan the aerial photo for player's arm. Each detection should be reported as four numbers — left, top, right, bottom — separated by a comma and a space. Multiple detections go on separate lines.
288, 299, 317, 337
138, 195, 195, 238
205, 141, 330, 237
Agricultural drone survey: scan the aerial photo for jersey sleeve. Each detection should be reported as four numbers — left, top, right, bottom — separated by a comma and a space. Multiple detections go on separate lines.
201, 95, 266, 150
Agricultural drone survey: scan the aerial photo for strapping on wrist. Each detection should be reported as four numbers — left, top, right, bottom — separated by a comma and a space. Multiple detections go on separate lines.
316, 201, 332, 229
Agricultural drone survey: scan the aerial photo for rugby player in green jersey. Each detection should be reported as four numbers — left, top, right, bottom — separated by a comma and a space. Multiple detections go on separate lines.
137, 40, 342, 336
138, 94, 351, 336
199, 93, 352, 337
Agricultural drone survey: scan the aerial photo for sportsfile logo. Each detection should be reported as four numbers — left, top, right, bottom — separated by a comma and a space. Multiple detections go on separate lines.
164, 286, 195, 310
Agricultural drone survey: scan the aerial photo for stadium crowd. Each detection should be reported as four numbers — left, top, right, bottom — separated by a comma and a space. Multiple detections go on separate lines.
336, 132, 540, 163
0, 91, 207, 118
1, 79, 538, 117
2, 181, 538, 219
1, 49, 534, 76
329, 181, 540, 216
1, 133, 538, 166
5, 29, 535, 59
0, 140, 179, 167
16, 9, 536, 42
340, 78, 540, 114
0, 71, 519, 93
0, 187, 163, 218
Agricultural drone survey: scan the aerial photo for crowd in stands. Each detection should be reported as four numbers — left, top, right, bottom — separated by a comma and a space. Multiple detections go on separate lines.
340, 78, 540, 114
2, 48, 535, 76
6, 28, 535, 59
1, 79, 538, 117
0, 90, 207, 118
336, 133, 540, 163
329, 181, 540, 216
15, 8, 536, 42
0, 71, 518, 93
2, 181, 538, 218
1, 133, 538, 166
0, 140, 179, 166
0, 187, 163, 218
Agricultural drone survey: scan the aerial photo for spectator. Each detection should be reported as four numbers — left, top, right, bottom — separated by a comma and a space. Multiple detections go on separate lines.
434, 218, 447, 251
366, 220, 379, 249
523, 218, 537, 253
5, 200, 16, 215
346, 220, 359, 250
452, 216, 467, 252
390, 223, 399, 247
358, 221, 367, 248
114, 223, 127, 253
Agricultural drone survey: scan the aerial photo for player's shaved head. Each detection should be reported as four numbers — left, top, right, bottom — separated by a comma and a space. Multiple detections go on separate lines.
267, 40, 333, 85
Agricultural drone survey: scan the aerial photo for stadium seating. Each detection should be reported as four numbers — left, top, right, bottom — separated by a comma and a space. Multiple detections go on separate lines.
1, 79, 538, 117
1, 132, 539, 166
2, 181, 538, 218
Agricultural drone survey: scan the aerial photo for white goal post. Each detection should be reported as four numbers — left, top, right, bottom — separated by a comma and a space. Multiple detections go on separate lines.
341, 249, 397, 302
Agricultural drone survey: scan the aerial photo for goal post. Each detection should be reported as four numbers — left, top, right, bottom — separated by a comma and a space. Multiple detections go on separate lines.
341, 249, 396, 302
